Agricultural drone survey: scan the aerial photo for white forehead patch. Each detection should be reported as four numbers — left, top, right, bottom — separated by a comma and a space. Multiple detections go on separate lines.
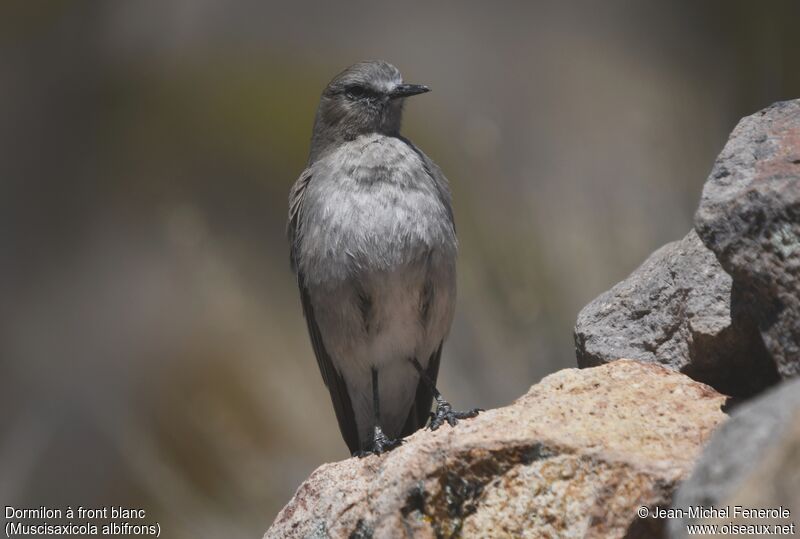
378, 79, 402, 93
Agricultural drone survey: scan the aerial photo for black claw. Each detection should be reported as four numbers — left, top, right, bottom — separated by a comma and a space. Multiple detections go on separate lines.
405, 357, 483, 432
353, 426, 403, 457
428, 398, 483, 431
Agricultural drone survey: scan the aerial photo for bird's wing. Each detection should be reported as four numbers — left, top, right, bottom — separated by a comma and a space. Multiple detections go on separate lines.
288, 167, 361, 454
399, 137, 456, 234
287, 168, 313, 272
401, 342, 443, 437
299, 284, 360, 453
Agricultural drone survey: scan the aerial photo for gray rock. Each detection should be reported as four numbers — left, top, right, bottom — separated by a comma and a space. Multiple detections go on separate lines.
668, 377, 800, 538
695, 99, 800, 379
574, 229, 777, 398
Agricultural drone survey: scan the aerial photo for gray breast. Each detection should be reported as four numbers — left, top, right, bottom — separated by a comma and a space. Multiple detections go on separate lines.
296, 134, 457, 286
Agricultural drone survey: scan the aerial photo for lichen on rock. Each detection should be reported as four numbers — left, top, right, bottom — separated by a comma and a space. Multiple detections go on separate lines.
265, 361, 727, 539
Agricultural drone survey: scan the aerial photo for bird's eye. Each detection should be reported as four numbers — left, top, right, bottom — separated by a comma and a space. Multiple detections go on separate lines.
345, 85, 368, 100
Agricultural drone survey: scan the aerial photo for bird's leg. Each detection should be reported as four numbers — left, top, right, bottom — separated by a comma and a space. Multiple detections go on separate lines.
354, 368, 403, 458
408, 357, 483, 431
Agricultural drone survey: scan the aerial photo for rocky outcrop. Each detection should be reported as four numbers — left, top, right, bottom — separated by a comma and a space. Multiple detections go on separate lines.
266, 360, 726, 539
669, 377, 800, 538
576, 98, 800, 397
574, 230, 777, 398
695, 99, 800, 379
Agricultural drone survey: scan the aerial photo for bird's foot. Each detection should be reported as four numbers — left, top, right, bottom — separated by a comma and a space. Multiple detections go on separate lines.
429, 396, 483, 431
353, 426, 403, 458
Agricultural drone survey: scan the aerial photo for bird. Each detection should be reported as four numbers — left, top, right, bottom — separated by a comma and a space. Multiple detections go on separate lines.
288, 61, 480, 456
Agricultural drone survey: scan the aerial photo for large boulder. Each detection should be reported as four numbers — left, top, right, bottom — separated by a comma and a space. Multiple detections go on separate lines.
574, 230, 777, 398
669, 377, 800, 538
695, 99, 800, 378
266, 360, 726, 539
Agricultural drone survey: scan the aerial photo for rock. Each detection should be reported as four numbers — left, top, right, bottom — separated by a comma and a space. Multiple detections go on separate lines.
695, 99, 800, 379
704, 415, 800, 536
574, 230, 778, 398
266, 360, 727, 539
695, 415, 800, 537
668, 377, 800, 538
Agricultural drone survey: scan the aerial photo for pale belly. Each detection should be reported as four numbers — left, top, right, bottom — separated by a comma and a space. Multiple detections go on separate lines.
307, 251, 455, 442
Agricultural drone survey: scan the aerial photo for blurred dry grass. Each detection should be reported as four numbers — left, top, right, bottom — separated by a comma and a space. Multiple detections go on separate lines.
1, 1, 799, 536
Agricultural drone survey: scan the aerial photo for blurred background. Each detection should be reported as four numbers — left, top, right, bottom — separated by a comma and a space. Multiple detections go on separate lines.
2, 0, 800, 536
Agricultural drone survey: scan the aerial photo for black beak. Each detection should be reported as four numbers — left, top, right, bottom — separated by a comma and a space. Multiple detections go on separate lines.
389, 84, 430, 99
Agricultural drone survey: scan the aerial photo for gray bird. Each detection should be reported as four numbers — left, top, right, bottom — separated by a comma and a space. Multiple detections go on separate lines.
288, 61, 480, 456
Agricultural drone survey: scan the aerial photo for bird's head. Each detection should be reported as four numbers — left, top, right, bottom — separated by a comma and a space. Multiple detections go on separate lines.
309, 61, 429, 160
